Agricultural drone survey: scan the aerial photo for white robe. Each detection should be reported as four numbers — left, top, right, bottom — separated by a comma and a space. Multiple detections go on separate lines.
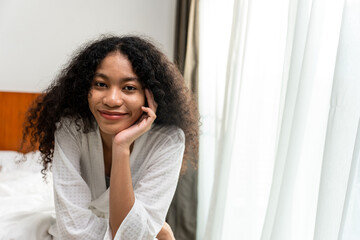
49, 118, 185, 240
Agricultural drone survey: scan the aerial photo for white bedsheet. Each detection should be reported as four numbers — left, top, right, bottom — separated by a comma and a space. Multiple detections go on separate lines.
0, 151, 55, 240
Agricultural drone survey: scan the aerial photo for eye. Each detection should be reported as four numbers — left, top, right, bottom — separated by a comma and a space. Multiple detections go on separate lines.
123, 86, 136, 91
94, 82, 107, 88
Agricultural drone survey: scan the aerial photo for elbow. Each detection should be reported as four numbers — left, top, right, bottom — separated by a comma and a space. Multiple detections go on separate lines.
111, 198, 162, 239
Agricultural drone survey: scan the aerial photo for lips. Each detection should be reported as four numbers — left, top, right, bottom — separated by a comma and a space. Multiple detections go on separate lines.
98, 110, 128, 120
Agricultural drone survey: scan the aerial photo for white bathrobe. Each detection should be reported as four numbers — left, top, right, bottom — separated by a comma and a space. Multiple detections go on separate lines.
48, 118, 185, 240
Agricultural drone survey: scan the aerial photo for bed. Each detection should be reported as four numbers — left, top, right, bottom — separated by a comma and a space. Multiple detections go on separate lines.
0, 91, 55, 240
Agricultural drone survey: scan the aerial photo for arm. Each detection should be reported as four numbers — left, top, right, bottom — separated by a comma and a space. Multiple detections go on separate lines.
109, 89, 157, 236
109, 90, 184, 239
108, 146, 134, 236
111, 128, 184, 239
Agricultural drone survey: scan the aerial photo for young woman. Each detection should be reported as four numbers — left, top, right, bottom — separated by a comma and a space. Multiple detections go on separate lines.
23, 35, 199, 239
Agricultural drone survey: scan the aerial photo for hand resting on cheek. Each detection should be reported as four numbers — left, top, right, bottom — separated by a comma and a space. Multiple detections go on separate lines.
112, 88, 158, 151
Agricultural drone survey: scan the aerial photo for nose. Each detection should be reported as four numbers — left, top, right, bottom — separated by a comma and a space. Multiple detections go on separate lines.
103, 88, 123, 107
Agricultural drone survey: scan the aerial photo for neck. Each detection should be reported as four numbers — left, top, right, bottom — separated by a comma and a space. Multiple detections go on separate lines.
99, 130, 134, 152
100, 130, 113, 151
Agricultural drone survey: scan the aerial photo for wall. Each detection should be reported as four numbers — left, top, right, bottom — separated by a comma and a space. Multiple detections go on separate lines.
0, 0, 176, 93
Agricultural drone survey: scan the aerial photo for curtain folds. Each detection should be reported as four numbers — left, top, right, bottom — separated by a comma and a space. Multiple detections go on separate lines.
202, 1, 249, 239
314, 1, 360, 239
183, 0, 199, 95
173, 0, 199, 95
262, 0, 345, 239
339, 119, 360, 240
198, 0, 360, 239
173, 0, 191, 75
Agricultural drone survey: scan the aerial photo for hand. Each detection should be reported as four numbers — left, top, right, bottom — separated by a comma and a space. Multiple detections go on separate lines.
156, 222, 176, 240
112, 89, 157, 150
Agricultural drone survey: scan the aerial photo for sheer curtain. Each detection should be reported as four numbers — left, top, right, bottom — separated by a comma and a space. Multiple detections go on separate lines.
197, 0, 360, 239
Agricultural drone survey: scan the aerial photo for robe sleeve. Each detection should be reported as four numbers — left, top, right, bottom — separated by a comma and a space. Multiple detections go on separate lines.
111, 127, 185, 240
52, 120, 110, 240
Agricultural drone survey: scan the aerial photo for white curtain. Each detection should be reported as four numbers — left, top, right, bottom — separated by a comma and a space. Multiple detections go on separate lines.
197, 0, 360, 239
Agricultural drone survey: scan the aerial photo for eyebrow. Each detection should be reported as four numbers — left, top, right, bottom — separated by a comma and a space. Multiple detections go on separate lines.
94, 72, 138, 82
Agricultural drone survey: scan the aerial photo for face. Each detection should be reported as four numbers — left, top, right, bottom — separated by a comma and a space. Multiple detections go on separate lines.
88, 51, 145, 137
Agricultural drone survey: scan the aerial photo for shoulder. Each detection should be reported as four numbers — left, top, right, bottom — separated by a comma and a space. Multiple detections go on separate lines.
54, 117, 90, 145
138, 124, 185, 158
148, 124, 185, 145
132, 125, 185, 171
55, 117, 95, 135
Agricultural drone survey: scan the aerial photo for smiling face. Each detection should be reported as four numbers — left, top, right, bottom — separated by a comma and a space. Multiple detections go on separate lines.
88, 51, 145, 138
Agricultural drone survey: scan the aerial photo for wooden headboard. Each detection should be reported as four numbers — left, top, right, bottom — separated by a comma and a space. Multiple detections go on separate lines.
0, 91, 41, 152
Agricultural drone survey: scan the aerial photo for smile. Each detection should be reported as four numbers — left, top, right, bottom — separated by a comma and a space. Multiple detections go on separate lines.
98, 110, 128, 120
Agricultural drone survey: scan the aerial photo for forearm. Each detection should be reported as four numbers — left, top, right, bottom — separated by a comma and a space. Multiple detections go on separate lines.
109, 147, 135, 238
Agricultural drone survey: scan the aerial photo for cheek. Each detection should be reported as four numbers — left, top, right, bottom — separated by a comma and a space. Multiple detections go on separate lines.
141, 96, 146, 106
130, 93, 145, 106
140, 92, 146, 105
132, 95, 145, 117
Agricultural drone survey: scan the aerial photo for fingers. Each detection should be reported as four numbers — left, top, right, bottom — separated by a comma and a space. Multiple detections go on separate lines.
141, 106, 156, 119
144, 89, 158, 113
112, 89, 157, 147
134, 88, 157, 129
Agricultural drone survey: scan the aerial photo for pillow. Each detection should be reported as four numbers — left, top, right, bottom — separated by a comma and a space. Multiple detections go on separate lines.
0, 150, 54, 229
0, 151, 42, 173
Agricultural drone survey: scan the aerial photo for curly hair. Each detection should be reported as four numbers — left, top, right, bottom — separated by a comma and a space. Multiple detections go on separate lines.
22, 35, 199, 177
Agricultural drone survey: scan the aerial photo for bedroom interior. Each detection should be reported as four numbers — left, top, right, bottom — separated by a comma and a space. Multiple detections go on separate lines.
0, 0, 198, 239
1, 0, 360, 239
0, 91, 55, 240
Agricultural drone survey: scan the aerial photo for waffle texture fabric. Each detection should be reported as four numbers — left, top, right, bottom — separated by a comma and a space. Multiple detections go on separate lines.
49, 118, 185, 240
